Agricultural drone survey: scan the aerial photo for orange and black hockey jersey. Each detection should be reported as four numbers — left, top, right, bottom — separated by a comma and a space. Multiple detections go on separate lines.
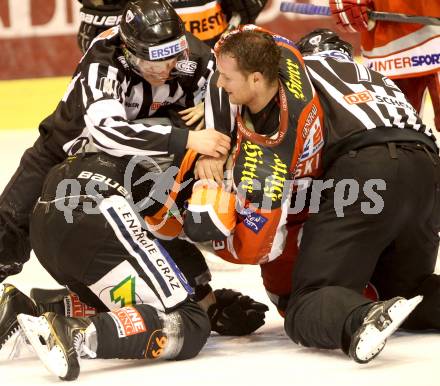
204, 25, 324, 265
79, 0, 229, 47
170, 0, 229, 47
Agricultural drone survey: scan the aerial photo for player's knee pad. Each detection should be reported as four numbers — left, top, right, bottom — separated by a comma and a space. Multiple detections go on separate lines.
162, 239, 213, 304
184, 180, 236, 242
161, 239, 211, 289
90, 300, 209, 360
174, 300, 211, 360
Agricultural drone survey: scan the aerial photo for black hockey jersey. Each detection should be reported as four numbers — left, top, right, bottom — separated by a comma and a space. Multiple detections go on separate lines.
303, 50, 439, 168
39, 26, 215, 162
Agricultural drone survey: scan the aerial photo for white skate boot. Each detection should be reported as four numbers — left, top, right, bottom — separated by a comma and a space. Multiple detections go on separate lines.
349, 295, 423, 363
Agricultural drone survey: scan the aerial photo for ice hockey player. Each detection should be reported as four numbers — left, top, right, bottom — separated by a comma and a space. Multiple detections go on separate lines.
0, 144, 268, 380
77, 0, 268, 51
329, 0, 440, 131
2, 1, 266, 379
184, 27, 440, 363
184, 24, 325, 315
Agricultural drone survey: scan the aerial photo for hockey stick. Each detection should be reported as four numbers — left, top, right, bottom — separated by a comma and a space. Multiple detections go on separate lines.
280, 2, 440, 26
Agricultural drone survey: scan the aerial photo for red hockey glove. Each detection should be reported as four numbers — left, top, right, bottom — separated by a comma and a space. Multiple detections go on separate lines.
329, 0, 373, 33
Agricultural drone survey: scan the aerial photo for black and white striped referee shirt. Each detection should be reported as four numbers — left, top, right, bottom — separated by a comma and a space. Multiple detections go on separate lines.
303, 50, 438, 158
39, 26, 215, 160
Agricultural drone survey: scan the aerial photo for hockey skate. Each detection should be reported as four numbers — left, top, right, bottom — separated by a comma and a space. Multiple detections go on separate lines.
0, 283, 38, 360
17, 312, 92, 381
349, 295, 423, 364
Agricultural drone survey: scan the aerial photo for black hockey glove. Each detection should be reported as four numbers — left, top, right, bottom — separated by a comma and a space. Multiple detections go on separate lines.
221, 0, 268, 25
77, 0, 129, 53
0, 262, 23, 283
208, 288, 269, 335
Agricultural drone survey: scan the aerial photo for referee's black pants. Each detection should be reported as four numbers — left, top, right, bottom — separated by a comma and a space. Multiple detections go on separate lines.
284, 142, 440, 350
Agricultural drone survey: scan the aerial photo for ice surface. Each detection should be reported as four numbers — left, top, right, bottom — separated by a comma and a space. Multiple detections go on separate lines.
1, 128, 439, 386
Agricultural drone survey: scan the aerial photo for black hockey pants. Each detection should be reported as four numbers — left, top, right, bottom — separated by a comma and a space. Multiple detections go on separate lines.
0, 136, 63, 266
284, 142, 440, 350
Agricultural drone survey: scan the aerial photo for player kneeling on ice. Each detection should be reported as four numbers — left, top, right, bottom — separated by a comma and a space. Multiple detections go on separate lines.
0, 0, 270, 378
0, 148, 268, 381
16, 183, 210, 381
184, 26, 440, 364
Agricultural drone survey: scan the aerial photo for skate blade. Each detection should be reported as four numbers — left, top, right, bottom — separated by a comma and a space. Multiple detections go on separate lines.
382, 295, 423, 337
17, 314, 69, 378
0, 284, 34, 361
0, 328, 35, 361
354, 295, 423, 363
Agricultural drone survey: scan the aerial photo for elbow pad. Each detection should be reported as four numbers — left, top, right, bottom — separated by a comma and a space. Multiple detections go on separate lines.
184, 180, 236, 242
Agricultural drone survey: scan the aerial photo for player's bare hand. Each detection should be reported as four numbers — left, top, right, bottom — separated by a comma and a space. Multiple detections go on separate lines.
187, 129, 230, 157
195, 154, 227, 184
179, 102, 205, 131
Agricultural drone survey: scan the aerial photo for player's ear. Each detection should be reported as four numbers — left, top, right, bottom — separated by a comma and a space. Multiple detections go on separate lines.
252, 71, 263, 85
